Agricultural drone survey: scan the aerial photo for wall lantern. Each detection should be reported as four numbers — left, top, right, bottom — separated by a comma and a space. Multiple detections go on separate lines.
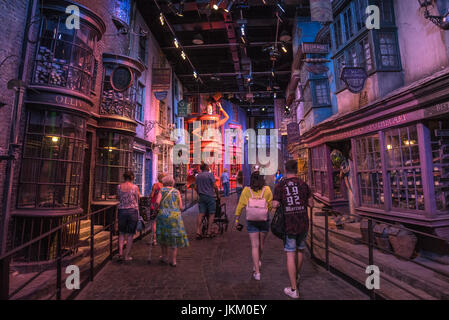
418, 0, 449, 30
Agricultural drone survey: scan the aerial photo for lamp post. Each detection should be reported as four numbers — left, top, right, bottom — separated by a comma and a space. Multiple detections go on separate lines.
418, 0, 449, 30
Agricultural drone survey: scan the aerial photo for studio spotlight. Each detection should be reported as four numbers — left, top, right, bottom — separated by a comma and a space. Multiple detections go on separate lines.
281, 43, 287, 53
213, 0, 223, 10
159, 13, 165, 26
224, 0, 234, 12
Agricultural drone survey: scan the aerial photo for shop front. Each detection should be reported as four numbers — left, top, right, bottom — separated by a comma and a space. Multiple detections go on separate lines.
296, 70, 449, 239
10, 0, 106, 261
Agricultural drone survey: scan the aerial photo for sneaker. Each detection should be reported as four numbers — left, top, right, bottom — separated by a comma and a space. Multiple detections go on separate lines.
253, 272, 261, 281
284, 287, 299, 299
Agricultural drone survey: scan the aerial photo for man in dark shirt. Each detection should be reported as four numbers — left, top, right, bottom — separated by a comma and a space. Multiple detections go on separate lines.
273, 160, 313, 299
195, 163, 220, 239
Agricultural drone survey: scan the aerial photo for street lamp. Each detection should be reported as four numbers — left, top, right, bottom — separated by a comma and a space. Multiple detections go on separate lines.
418, 0, 449, 30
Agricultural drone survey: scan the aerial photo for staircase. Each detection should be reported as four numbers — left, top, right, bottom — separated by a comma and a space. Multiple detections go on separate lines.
9, 219, 117, 300
310, 215, 449, 300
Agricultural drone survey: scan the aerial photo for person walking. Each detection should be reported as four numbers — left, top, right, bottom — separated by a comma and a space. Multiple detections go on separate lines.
236, 170, 244, 200
221, 168, 230, 197
117, 171, 141, 261
155, 175, 189, 267
149, 173, 166, 245
275, 170, 283, 185
195, 163, 220, 239
234, 171, 273, 281
273, 160, 313, 299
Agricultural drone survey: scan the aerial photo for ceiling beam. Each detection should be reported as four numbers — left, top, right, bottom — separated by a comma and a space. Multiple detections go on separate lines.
161, 41, 291, 50
177, 70, 291, 77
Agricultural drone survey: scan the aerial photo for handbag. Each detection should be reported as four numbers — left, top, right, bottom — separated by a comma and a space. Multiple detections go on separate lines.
136, 214, 146, 232
246, 187, 269, 222
271, 205, 286, 240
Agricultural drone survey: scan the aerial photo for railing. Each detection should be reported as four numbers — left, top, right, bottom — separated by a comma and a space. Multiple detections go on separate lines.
308, 203, 449, 300
0, 205, 120, 300
180, 185, 199, 212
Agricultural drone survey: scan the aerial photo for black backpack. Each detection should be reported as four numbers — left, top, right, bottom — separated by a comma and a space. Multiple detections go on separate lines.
271, 205, 286, 240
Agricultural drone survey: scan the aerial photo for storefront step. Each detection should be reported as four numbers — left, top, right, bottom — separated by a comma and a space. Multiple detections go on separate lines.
79, 231, 111, 246
311, 242, 436, 300
311, 225, 449, 299
78, 225, 103, 240
9, 241, 116, 300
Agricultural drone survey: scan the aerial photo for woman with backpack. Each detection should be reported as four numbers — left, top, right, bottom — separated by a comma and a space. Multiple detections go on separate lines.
234, 171, 273, 280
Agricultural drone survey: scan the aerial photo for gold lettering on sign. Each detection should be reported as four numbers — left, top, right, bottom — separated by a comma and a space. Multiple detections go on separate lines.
55, 95, 84, 108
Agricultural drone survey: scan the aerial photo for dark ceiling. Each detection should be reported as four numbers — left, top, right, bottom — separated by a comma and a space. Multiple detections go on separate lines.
137, 0, 311, 115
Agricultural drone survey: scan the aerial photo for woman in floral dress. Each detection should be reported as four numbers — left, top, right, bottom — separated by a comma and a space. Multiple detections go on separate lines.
155, 175, 189, 267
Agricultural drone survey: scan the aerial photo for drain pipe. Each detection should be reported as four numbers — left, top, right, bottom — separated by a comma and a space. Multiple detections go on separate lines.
0, 0, 38, 255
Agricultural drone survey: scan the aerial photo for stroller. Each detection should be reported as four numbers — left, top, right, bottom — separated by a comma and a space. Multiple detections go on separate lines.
199, 197, 229, 238
139, 197, 157, 263
213, 197, 228, 235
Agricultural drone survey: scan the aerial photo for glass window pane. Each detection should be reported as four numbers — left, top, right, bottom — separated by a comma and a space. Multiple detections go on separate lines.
18, 110, 85, 209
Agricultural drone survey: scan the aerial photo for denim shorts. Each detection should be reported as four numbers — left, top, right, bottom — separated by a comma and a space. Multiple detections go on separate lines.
246, 219, 270, 233
118, 208, 138, 235
198, 194, 216, 215
284, 233, 308, 252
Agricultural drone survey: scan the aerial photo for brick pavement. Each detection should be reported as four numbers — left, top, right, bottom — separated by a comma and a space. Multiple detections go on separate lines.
76, 193, 368, 300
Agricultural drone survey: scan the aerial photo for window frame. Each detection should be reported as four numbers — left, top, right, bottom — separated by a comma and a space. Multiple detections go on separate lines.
133, 151, 144, 193
373, 29, 402, 71
311, 78, 331, 107
17, 109, 86, 209
135, 82, 145, 123
94, 131, 133, 201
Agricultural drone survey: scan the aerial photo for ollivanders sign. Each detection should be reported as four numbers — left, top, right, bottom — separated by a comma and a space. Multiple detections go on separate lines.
341, 67, 368, 94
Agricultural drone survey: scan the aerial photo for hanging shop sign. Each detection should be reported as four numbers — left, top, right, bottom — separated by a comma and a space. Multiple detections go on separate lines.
305, 63, 329, 74
310, 0, 333, 23
341, 67, 368, 94
287, 122, 300, 145
111, 66, 133, 92
154, 91, 168, 101
177, 100, 192, 117
152, 68, 171, 90
302, 42, 329, 54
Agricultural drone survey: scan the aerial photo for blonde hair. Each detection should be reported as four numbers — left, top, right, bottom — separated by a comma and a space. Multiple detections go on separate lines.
162, 175, 175, 187
158, 173, 166, 183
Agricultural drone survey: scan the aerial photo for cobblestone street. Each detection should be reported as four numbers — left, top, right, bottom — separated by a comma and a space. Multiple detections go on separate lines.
76, 193, 367, 300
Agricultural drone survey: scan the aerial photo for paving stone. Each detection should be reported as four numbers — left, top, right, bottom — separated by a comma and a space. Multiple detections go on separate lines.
76, 194, 368, 300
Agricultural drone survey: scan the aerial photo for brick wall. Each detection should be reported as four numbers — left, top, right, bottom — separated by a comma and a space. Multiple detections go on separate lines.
0, 0, 29, 244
